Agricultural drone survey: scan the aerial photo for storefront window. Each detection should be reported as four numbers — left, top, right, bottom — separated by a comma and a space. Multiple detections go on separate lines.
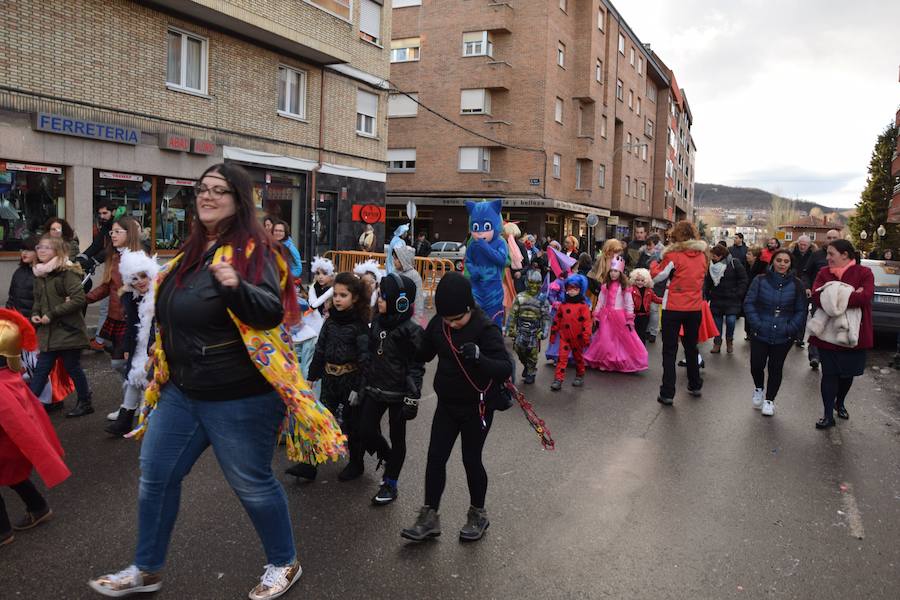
0, 161, 66, 253
93, 170, 195, 254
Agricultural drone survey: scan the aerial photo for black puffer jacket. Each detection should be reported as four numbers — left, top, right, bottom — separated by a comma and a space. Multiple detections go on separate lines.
365, 317, 425, 401
704, 257, 749, 315
308, 310, 370, 392
155, 244, 284, 401
418, 307, 512, 407
6, 265, 35, 317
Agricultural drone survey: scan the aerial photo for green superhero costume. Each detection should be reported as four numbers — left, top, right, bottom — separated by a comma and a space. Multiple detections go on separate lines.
507, 271, 551, 384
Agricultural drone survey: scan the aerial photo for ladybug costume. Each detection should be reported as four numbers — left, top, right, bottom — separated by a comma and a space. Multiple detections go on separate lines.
549, 275, 592, 382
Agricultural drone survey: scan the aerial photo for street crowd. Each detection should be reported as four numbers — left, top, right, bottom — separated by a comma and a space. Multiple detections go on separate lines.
0, 162, 884, 599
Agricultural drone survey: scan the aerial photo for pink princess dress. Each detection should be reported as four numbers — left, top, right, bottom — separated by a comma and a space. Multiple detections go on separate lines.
584, 281, 648, 372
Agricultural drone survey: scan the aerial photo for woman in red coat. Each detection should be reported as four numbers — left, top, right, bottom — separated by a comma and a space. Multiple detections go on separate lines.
0, 309, 70, 546
808, 240, 875, 429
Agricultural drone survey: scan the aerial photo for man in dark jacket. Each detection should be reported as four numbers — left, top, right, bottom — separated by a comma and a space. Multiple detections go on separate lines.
414, 232, 432, 257
790, 235, 815, 281
802, 229, 841, 367
729, 233, 749, 273
704, 245, 749, 353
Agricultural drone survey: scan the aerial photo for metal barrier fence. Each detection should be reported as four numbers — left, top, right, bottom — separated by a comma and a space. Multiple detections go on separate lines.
322, 250, 456, 308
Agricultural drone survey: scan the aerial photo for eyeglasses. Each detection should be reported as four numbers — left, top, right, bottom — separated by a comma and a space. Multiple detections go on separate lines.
109, 229, 126, 236
35, 245, 53, 250
195, 184, 233, 198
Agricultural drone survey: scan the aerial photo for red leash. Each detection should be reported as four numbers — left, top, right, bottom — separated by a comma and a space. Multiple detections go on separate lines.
505, 380, 556, 451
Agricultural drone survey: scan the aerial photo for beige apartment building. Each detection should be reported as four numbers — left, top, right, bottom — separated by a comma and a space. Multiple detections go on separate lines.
385, 0, 693, 247
0, 0, 391, 283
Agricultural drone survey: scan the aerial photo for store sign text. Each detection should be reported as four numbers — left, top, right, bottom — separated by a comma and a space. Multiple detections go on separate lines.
35, 113, 139, 145
1, 161, 63, 175
100, 171, 143, 182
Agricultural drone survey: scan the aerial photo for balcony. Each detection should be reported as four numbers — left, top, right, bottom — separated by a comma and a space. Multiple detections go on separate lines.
464, 2, 514, 34
575, 136, 594, 157
466, 60, 512, 91
483, 120, 512, 145
143, 0, 350, 64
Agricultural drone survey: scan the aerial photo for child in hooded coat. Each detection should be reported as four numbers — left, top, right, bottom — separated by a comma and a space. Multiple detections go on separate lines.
390, 244, 426, 326
360, 273, 425, 506
549, 274, 592, 390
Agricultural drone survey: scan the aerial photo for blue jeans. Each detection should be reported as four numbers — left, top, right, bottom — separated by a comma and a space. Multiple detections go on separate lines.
28, 349, 91, 402
135, 384, 294, 572
711, 312, 737, 343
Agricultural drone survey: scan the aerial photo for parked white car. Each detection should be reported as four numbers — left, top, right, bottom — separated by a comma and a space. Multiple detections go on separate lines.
429, 241, 466, 271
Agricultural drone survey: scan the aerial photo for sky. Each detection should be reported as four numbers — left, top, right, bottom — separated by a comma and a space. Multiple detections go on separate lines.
616, 0, 900, 209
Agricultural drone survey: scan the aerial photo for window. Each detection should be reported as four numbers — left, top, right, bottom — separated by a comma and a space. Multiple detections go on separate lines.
618, 34, 625, 54
459, 147, 490, 172
356, 89, 379, 136
628, 89, 634, 109
166, 28, 207, 93
640, 182, 647, 201
390, 37, 420, 62
554, 97, 564, 123
461, 88, 491, 114
0, 161, 66, 254
309, 0, 351, 19
576, 159, 591, 190
392, 0, 421, 7
601, 115, 608, 138
595, 59, 603, 83
557, 41, 566, 67
645, 118, 654, 138
616, 79, 623, 101
598, 8, 605, 31
666, 159, 674, 178
559, 0, 567, 11
462, 31, 493, 57
626, 132, 632, 152
388, 92, 418, 117
625, 176, 630, 196
598, 164, 606, 188
638, 56, 644, 76
387, 148, 416, 172
630, 47, 635, 67
277, 66, 307, 118
647, 83, 657, 103
641, 143, 648, 161
636, 97, 641, 116
552, 153, 561, 178
360, 0, 383, 44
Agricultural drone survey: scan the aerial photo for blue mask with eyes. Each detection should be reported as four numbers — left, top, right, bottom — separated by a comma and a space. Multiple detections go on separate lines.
466, 199, 502, 242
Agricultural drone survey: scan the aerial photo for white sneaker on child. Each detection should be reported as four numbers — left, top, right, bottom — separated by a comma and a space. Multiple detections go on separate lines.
761, 400, 775, 417
752, 388, 764, 410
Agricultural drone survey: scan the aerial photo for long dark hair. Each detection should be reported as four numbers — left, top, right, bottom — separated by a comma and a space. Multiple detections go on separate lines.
44, 217, 75, 241
102, 216, 143, 285
333, 272, 371, 323
177, 163, 269, 284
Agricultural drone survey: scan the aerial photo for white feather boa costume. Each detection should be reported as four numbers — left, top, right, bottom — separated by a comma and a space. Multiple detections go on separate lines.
118, 250, 160, 388
353, 259, 384, 307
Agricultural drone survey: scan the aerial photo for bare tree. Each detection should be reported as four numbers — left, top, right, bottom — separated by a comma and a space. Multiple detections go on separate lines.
768, 193, 798, 238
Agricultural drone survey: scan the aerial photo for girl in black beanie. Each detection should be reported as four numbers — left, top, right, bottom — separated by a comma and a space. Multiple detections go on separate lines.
401, 273, 512, 543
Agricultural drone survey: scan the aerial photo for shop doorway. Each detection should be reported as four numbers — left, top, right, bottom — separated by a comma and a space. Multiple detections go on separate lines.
314, 191, 337, 258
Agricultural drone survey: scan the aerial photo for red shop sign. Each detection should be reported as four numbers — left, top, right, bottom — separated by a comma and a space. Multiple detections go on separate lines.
4, 162, 63, 175
352, 204, 385, 224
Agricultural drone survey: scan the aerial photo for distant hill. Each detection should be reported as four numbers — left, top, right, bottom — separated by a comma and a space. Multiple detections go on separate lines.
695, 183, 839, 214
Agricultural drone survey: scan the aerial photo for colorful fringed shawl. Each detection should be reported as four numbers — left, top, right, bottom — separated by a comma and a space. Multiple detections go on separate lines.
128, 243, 346, 464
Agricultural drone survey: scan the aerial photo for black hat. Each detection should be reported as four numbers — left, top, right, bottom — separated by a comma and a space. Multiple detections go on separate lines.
434, 272, 474, 317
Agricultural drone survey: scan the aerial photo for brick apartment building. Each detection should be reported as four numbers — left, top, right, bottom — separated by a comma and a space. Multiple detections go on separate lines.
890, 88, 900, 224
385, 0, 694, 247
0, 0, 391, 283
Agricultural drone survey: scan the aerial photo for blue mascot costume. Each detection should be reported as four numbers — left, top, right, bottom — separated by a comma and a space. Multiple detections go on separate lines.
463, 199, 509, 326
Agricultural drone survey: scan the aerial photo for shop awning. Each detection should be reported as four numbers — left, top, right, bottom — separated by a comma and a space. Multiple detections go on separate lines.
223, 147, 386, 183
387, 196, 610, 217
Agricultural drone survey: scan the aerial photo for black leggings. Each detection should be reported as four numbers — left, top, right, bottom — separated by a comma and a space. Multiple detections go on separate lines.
424, 402, 493, 510
821, 374, 855, 419
360, 399, 407, 481
749, 340, 792, 401
0, 479, 47, 534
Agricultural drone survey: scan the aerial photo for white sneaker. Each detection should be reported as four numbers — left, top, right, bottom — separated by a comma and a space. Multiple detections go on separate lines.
752, 388, 764, 410
248, 562, 302, 600
761, 400, 775, 416
107, 409, 120, 421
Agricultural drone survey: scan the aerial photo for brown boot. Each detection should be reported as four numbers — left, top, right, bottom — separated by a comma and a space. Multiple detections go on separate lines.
711, 341, 722, 354
726, 339, 734, 353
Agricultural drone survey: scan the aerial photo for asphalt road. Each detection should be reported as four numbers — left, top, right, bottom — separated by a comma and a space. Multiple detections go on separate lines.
2, 332, 899, 600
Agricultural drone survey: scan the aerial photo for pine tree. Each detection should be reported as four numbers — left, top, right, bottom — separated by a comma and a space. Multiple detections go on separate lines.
849, 122, 900, 255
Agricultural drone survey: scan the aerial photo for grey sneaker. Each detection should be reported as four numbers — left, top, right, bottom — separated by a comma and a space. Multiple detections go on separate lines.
88, 565, 162, 597
400, 506, 441, 541
550, 379, 563, 391
459, 506, 490, 542
572, 377, 584, 387
248, 561, 302, 600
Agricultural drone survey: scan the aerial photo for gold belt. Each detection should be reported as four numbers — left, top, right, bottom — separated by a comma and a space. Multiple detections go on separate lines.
325, 362, 357, 376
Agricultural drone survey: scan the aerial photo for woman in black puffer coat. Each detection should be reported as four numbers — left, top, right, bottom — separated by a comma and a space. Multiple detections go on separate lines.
5, 237, 40, 318
704, 244, 748, 354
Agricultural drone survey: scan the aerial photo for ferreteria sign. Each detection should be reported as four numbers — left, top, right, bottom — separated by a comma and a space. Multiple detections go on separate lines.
34, 112, 140, 145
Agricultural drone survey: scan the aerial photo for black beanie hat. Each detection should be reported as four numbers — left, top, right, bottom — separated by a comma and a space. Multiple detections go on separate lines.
380, 273, 417, 318
435, 272, 474, 317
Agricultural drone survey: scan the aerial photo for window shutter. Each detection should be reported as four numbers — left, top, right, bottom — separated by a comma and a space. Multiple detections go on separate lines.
459, 147, 480, 170
462, 31, 484, 43
388, 93, 418, 116
357, 90, 378, 117
360, 0, 382, 40
460, 89, 485, 112
391, 37, 419, 49
388, 148, 416, 162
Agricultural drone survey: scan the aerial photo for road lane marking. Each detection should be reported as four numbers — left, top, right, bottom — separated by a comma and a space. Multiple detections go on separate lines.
839, 482, 865, 540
